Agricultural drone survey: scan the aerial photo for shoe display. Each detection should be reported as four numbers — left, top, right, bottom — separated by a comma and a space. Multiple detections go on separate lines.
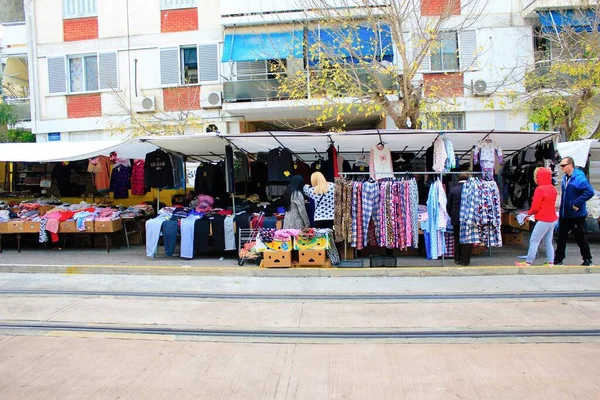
582, 260, 594, 267
514, 261, 531, 267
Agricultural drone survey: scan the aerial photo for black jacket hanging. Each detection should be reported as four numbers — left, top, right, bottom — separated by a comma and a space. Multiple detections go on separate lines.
144, 149, 174, 189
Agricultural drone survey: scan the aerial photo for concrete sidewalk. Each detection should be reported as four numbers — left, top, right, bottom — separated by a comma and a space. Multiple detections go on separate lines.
1, 272, 600, 294
0, 236, 598, 276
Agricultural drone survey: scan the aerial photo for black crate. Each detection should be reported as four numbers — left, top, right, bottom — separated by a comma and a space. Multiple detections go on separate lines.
338, 260, 365, 268
369, 255, 397, 267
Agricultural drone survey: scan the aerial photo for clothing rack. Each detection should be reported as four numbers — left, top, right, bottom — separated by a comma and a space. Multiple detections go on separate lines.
337, 170, 487, 266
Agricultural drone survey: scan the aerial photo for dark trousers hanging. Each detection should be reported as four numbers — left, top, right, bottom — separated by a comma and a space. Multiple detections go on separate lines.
210, 215, 226, 252
453, 229, 473, 266
161, 219, 178, 257
193, 219, 210, 254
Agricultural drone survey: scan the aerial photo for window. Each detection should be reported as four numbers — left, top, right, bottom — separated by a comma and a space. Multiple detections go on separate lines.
161, 0, 197, 10
69, 55, 98, 92
439, 113, 465, 131
48, 52, 118, 94
430, 32, 459, 71
181, 47, 198, 84
236, 60, 286, 81
160, 44, 219, 86
63, 0, 97, 18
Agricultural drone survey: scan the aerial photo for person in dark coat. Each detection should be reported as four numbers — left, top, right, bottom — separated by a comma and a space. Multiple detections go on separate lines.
447, 171, 473, 266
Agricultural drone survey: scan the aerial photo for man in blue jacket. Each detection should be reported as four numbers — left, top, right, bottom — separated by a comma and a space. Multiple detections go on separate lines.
554, 156, 595, 266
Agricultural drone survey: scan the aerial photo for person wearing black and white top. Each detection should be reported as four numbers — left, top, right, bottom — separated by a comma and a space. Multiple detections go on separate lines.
303, 171, 335, 228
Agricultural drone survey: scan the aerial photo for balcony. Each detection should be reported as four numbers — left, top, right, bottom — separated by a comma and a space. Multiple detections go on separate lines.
525, 59, 589, 90
5, 97, 31, 121
223, 69, 397, 103
0, 22, 27, 55
521, 0, 587, 18
220, 0, 387, 25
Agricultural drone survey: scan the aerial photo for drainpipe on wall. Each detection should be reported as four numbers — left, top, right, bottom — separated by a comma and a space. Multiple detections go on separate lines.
24, 0, 39, 138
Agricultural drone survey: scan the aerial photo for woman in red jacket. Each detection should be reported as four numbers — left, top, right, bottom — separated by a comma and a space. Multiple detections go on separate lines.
515, 167, 558, 267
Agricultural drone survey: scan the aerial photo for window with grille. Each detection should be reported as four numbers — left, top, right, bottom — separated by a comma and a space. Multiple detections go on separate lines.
63, 0, 97, 18
430, 112, 465, 130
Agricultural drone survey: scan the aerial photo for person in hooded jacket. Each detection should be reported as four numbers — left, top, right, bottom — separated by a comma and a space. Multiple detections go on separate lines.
554, 156, 595, 266
515, 167, 558, 267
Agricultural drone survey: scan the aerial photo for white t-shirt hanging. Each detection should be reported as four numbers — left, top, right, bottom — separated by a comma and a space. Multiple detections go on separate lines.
369, 144, 394, 180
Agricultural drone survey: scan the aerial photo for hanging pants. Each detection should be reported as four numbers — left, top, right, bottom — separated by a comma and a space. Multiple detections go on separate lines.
361, 181, 379, 247
161, 219, 179, 257
224, 215, 236, 251
210, 215, 226, 252
181, 216, 200, 259
194, 219, 210, 254
146, 216, 166, 257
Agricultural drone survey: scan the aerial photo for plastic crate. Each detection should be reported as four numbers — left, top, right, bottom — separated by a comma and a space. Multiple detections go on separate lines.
338, 260, 365, 268
369, 255, 397, 267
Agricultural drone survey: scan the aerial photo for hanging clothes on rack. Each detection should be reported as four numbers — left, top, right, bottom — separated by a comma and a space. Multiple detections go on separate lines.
144, 149, 174, 189
267, 148, 293, 182
432, 137, 448, 173
459, 177, 503, 247
474, 139, 503, 179
369, 144, 394, 180
424, 179, 449, 259
88, 155, 111, 191
109, 164, 131, 199
131, 160, 147, 196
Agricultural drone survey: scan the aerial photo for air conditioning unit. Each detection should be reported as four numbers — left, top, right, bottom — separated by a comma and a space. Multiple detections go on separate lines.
471, 79, 490, 96
134, 96, 156, 113
201, 91, 222, 109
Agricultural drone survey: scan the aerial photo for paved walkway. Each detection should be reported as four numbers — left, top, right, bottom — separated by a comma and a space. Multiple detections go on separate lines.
0, 236, 598, 276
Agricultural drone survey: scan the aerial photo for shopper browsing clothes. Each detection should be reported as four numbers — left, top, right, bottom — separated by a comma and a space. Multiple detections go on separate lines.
283, 175, 310, 229
447, 170, 473, 266
515, 167, 558, 267
554, 156, 595, 266
303, 172, 335, 229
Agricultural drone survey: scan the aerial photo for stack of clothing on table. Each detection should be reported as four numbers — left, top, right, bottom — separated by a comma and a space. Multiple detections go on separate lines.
146, 203, 237, 259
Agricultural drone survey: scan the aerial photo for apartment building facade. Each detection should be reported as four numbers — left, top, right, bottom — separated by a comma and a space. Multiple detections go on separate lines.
24, 0, 575, 142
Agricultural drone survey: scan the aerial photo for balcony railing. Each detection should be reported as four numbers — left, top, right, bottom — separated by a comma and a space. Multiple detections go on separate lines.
223, 69, 396, 103
526, 59, 590, 90
5, 97, 31, 121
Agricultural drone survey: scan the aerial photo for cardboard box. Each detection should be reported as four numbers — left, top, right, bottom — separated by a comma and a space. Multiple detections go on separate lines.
502, 232, 524, 245
59, 221, 77, 233
22, 221, 41, 233
0, 222, 7, 234
94, 219, 123, 233
38, 205, 53, 216
7, 221, 24, 233
261, 250, 292, 268
501, 213, 530, 230
297, 249, 327, 267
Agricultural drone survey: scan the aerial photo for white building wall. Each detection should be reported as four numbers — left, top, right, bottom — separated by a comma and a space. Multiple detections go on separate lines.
34, 0, 62, 45
28, 0, 544, 140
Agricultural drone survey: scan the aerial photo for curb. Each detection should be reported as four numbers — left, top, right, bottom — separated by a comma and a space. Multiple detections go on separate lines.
0, 264, 598, 277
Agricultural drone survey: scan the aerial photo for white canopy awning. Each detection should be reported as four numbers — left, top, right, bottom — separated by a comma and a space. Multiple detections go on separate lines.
557, 139, 598, 167
0, 140, 156, 162
141, 134, 228, 161
222, 130, 557, 157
